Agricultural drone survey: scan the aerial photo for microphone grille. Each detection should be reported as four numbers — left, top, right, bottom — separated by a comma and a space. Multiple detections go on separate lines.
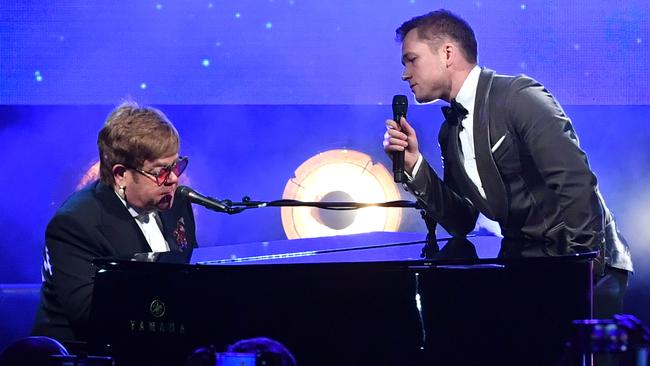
176, 185, 192, 197
392, 94, 408, 115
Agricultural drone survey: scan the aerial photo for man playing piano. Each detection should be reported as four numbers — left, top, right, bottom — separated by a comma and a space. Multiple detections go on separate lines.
32, 102, 198, 343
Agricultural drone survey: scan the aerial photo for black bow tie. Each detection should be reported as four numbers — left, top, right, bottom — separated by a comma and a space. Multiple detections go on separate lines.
137, 212, 151, 224
441, 99, 469, 130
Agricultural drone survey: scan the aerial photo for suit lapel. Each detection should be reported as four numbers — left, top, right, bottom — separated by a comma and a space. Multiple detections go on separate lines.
159, 211, 181, 252
473, 68, 509, 223
95, 182, 152, 255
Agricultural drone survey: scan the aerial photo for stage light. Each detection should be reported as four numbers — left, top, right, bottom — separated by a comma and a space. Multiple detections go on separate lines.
281, 149, 402, 239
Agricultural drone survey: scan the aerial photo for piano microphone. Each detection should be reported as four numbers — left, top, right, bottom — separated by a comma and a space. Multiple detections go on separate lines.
177, 185, 231, 213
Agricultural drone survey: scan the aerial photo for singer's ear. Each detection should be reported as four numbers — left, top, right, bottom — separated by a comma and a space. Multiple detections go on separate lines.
442, 42, 456, 66
112, 164, 127, 182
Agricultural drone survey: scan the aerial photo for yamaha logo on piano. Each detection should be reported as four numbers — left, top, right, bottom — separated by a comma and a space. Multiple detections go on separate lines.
127, 299, 186, 334
150, 299, 166, 318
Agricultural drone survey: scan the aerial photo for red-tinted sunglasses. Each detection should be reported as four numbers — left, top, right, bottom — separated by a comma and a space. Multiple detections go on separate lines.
127, 156, 188, 186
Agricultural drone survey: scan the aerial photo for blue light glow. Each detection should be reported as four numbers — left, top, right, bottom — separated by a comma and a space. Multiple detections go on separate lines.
0, 0, 649, 329
1, 1, 647, 104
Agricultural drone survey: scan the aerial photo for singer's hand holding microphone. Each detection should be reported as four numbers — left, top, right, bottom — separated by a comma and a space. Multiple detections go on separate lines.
383, 95, 420, 181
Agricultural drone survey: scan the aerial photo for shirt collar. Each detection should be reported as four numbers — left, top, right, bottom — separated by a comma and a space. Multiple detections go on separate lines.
114, 190, 153, 222
454, 65, 481, 114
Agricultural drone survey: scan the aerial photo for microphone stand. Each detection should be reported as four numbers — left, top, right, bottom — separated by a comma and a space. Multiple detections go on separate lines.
419, 210, 439, 259
209, 196, 437, 258
222, 196, 420, 211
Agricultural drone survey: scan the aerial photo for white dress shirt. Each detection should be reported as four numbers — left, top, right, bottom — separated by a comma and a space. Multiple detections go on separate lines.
115, 192, 170, 252
455, 65, 486, 199
410, 65, 487, 200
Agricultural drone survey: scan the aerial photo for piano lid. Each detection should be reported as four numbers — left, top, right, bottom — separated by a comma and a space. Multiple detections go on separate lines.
190, 231, 436, 265
106, 232, 597, 267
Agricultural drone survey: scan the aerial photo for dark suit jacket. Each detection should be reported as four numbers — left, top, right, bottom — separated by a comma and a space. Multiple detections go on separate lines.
408, 68, 632, 272
32, 180, 198, 342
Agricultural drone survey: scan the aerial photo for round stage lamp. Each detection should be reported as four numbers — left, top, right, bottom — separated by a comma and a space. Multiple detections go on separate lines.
281, 149, 402, 239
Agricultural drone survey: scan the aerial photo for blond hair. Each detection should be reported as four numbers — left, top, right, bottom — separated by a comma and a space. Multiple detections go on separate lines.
97, 101, 179, 186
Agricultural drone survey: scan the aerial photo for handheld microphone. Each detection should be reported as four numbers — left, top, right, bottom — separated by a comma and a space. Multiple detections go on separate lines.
392, 95, 408, 183
176, 185, 231, 213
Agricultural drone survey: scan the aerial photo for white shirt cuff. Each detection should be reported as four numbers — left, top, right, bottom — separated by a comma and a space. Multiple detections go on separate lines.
404, 154, 423, 182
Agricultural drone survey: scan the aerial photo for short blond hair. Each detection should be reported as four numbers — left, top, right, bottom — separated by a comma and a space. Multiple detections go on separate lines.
97, 102, 179, 186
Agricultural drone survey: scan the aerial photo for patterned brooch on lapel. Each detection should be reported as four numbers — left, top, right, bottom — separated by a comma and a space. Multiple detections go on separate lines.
173, 217, 188, 251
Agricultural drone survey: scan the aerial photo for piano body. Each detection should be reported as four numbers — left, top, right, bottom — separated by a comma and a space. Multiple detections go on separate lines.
89, 232, 594, 365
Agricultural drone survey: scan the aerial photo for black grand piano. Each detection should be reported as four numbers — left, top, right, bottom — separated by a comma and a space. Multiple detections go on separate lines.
88, 232, 594, 366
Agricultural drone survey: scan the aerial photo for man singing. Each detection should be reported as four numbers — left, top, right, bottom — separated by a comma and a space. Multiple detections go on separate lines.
382, 9, 632, 317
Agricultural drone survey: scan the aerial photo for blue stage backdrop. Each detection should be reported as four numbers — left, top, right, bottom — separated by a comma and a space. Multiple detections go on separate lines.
1, 0, 648, 105
0, 0, 649, 327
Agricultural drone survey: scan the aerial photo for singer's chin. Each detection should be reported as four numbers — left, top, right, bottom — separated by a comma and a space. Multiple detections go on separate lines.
414, 95, 434, 104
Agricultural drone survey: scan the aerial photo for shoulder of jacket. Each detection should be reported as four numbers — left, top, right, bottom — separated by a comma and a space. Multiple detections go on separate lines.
54, 181, 104, 220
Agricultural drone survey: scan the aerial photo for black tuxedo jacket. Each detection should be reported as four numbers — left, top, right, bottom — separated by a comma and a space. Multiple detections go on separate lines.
408, 68, 632, 272
32, 180, 198, 342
